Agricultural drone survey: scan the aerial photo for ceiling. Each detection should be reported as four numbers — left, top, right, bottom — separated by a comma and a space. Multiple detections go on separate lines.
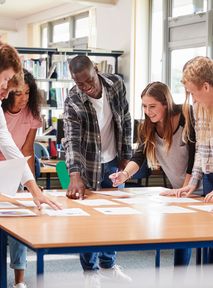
0, 0, 116, 19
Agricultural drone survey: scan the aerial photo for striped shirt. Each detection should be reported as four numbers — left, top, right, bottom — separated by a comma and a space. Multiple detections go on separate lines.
190, 118, 213, 187
63, 73, 132, 190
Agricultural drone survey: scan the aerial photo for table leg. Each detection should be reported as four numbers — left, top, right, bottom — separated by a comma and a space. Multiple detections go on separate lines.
0, 230, 7, 288
37, 250, 44, 288
46, 173, 50, 189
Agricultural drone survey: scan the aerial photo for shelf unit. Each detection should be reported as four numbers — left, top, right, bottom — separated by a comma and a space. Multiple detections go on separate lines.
16, 47, 124, 128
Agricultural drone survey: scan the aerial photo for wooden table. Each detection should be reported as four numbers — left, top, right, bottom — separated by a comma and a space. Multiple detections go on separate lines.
0, 188, 213, 287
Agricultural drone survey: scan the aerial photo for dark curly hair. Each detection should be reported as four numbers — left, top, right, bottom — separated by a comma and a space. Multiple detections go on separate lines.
2, 68, 42, 119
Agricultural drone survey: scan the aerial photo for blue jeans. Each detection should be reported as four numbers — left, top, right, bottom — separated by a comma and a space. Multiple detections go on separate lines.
80, 157, 124, 271
8, 236, 27, 270
203, 173, 213, 263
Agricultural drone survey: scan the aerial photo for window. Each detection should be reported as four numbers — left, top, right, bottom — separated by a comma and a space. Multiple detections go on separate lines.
53, 21, 70, 43
150, 0, 212, 104
172, 0, 207, 17
171, 47, 206, 103
40, 12, 89, 49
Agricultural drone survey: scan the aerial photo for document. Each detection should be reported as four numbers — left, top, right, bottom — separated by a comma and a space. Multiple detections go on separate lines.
151, 205, 196, 214
129, 187, 170, 196
45, 191, 67, 197
74, 199, 119, 206
151, 195, 200, 203
45, 208, 89, 216
0, 202, 18, 209
95, 207, 142, 215
0, 158, 27, 196
4, 192, 33, 199
0, 209, 36, 217
188, 205, 213, 212
16, 200, 37, 207
93, 190, 132, 197
112, 197, 149, 205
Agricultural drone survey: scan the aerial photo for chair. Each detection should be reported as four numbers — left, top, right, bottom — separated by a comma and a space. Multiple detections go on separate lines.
34, 142, 50, 160
56, 161, 70, 189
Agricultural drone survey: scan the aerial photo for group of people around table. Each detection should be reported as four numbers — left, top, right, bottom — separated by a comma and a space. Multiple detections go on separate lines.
0, 40, 213, 288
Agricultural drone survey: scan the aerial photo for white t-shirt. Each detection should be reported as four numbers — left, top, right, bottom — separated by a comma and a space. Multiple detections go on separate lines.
0, 102, 34, 185
89, 87, 116, 163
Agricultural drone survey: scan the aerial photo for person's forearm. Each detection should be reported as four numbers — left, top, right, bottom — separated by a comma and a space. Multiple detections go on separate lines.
24, 180, 40, 196
182, 173, 191, 187
123, 161, 140, 179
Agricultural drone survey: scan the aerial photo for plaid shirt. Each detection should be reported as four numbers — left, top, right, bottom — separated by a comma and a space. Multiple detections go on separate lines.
63, 73, 132, 190
190, 119, 213, 187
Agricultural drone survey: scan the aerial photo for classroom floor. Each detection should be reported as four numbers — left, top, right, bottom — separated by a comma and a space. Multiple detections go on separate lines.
7, 248, 213, 288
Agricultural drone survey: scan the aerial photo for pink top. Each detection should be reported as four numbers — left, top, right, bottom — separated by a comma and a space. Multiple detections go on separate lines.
0, 107, 42, 160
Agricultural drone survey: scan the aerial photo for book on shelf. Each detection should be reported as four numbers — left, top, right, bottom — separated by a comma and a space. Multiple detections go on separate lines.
47, 63, 57, 79
48, 87, 69, 108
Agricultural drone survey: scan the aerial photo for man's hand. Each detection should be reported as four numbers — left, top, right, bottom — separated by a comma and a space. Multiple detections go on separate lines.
66, 172, 85, 199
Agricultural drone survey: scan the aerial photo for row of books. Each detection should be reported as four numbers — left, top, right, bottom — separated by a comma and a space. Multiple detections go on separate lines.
21, 57, 47, 79
21, 56, 114, 80
49, 87, 69, 108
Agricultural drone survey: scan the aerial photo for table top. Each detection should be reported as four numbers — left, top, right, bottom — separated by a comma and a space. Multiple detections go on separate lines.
0, 188, 213, 249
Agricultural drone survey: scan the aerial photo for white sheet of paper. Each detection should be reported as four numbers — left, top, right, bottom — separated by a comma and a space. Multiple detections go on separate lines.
16, 200, 37, 207
0, 202, 18, 209
45, 191, 67, 197
112, 197, 149, 205
188, 205, 213, 212
130, 187, 170, 196
0, 209, 36, 217
4, 192, 33, 199
45, 208, 89, 217
93, 190, 132, 197
74, 199, 119, 206
95, 207, 142, 215
151, 195, 200, 203
0, 158, 27, 196
152, 205, 196, 214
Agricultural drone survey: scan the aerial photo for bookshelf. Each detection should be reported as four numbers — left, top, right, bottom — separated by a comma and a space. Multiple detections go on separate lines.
16, 47, 124, 129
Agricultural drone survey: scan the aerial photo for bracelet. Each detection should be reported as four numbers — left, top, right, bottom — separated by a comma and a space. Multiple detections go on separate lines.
122, 170, 130, 180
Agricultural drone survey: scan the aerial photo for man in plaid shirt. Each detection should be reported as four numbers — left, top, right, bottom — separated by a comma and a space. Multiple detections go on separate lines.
63, 55, 132, 284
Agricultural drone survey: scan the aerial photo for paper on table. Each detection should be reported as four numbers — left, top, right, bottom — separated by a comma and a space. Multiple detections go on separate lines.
151, 205, 196, 214
113, 197, 149, 205
0, 202, 18, 209
188, 205, 213, 212
4, 192, 33, 199
45, 191, 67, 197
16, 200, 37, 207
74, 199, 119, 206
151, 195, 200, 203
94, 207, 142, 215
129, 187, 170, 196
45, 208, 89, 216
93, 190, 132, 197
0, 158, 28, 196
0, 209, 36, 217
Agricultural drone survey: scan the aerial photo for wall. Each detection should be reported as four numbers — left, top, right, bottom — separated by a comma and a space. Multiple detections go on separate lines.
95, 0, 132, 101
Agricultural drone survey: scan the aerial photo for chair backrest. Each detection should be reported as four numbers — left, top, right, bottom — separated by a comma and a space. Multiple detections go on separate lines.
34, 155, 41, 179
34, 142, 50, 159
56, 161, 70, 189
